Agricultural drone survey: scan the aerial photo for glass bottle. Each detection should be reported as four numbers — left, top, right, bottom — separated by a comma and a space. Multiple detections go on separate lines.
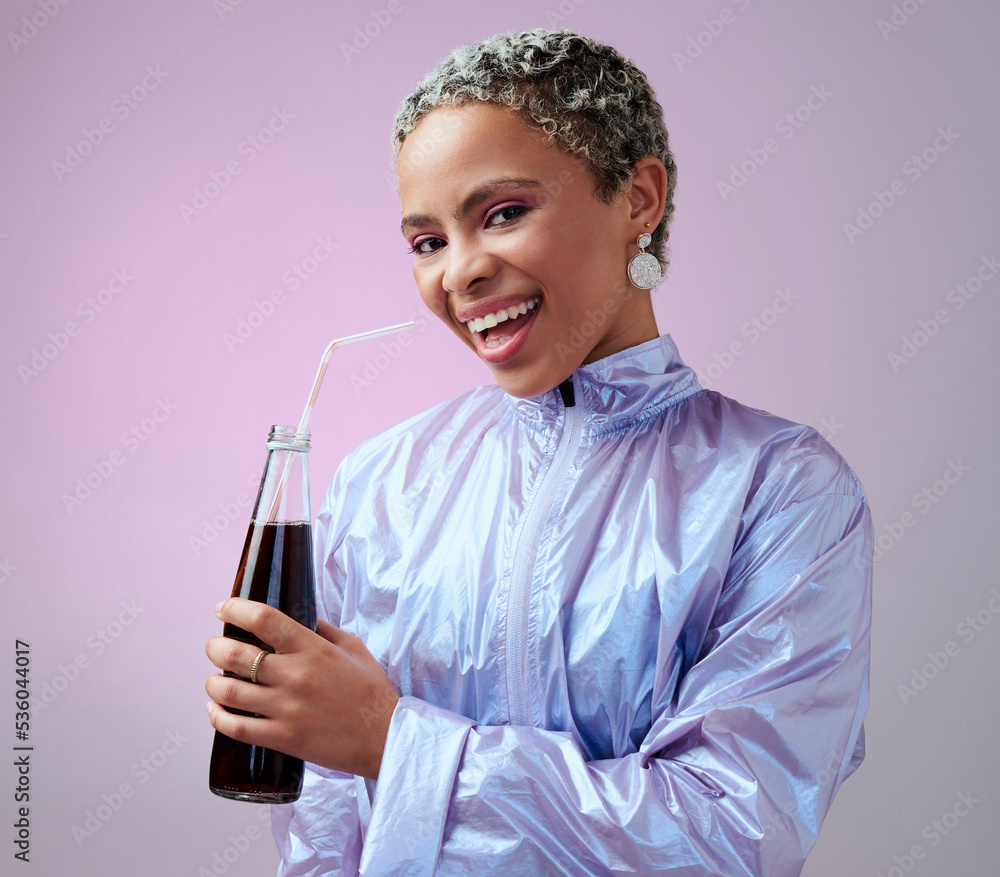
209, 425, 317, 803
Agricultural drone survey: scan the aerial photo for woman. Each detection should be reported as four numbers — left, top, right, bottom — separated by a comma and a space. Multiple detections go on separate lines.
206, 29, 873, 876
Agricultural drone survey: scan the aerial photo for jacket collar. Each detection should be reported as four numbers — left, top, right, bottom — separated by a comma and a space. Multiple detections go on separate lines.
504, 334, 704, 438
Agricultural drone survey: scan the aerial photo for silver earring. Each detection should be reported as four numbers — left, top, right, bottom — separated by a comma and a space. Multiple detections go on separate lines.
627, 233, 661, 289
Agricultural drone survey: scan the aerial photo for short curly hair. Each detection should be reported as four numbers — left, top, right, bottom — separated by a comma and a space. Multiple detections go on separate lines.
390, 29, 677, 271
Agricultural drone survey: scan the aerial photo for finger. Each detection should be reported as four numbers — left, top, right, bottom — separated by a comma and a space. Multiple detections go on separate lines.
206, 701, 288, 752
205, 672, 276, 717
215, 598, 302, 653
316, 619, 349, 644
315, 619, 367, 657
205, 636, 275, 684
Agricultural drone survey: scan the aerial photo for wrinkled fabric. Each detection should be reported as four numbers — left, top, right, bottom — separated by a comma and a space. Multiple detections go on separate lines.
271, 334, 873, 876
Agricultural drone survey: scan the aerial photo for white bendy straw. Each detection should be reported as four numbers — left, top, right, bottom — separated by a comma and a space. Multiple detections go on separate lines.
265, 320, 416, 523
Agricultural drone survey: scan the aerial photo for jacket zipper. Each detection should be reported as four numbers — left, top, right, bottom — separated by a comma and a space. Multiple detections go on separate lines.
505, 377, 582, 726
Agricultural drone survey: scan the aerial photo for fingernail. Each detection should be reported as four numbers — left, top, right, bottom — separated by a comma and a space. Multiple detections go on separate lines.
205, 701, 213, 716
214, 601, 224, 615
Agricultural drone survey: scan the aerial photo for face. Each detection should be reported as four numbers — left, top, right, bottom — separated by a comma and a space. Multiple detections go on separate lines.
398, 102, 659, 399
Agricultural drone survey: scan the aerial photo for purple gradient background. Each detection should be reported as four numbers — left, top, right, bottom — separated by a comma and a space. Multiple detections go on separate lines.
2, 1, 998, 874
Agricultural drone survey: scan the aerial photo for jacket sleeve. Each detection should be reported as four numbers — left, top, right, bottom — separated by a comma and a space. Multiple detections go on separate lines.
358, 486, 873, 877
271, 476, 364, 877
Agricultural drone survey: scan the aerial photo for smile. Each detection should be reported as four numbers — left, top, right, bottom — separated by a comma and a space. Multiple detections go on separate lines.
462, 297, 540, 334
458, 296, 542, 365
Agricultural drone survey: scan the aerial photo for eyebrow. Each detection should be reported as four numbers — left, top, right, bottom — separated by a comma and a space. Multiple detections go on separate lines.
399, 177, 544, 235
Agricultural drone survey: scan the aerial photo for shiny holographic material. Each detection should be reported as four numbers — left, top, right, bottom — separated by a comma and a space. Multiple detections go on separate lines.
272, 334, 873, 876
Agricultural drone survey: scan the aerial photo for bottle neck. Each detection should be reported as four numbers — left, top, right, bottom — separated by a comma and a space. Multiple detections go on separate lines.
252, 425, 312, 524
266, 425, 311, 453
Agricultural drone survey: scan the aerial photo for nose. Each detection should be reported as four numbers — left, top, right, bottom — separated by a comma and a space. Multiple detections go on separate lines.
442, 234, 496, 295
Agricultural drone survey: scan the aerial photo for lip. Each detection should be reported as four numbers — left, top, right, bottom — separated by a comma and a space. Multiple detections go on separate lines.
456, 295, 540, 325
471, 299, 541, 365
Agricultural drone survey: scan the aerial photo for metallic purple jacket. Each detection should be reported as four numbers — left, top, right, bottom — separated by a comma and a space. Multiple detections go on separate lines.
272, 334, 873, 876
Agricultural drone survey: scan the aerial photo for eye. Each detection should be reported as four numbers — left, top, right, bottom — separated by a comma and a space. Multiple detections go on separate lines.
407, 236, 445, 256
485, 204, 528, 228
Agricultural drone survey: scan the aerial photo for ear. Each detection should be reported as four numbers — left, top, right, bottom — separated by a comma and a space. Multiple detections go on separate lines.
624, 156, 669, 239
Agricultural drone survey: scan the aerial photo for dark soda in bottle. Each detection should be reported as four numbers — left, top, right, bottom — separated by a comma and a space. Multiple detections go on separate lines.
209, 425, 317, 803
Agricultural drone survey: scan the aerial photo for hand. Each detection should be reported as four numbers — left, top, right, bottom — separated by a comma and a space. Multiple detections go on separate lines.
205, 598, 399, 780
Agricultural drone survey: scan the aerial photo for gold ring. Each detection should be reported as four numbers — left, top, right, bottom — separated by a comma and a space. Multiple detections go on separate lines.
249, 649, 268, 684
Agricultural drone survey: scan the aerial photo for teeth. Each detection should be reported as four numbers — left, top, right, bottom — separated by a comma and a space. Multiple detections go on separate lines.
467, 297, 539, 333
